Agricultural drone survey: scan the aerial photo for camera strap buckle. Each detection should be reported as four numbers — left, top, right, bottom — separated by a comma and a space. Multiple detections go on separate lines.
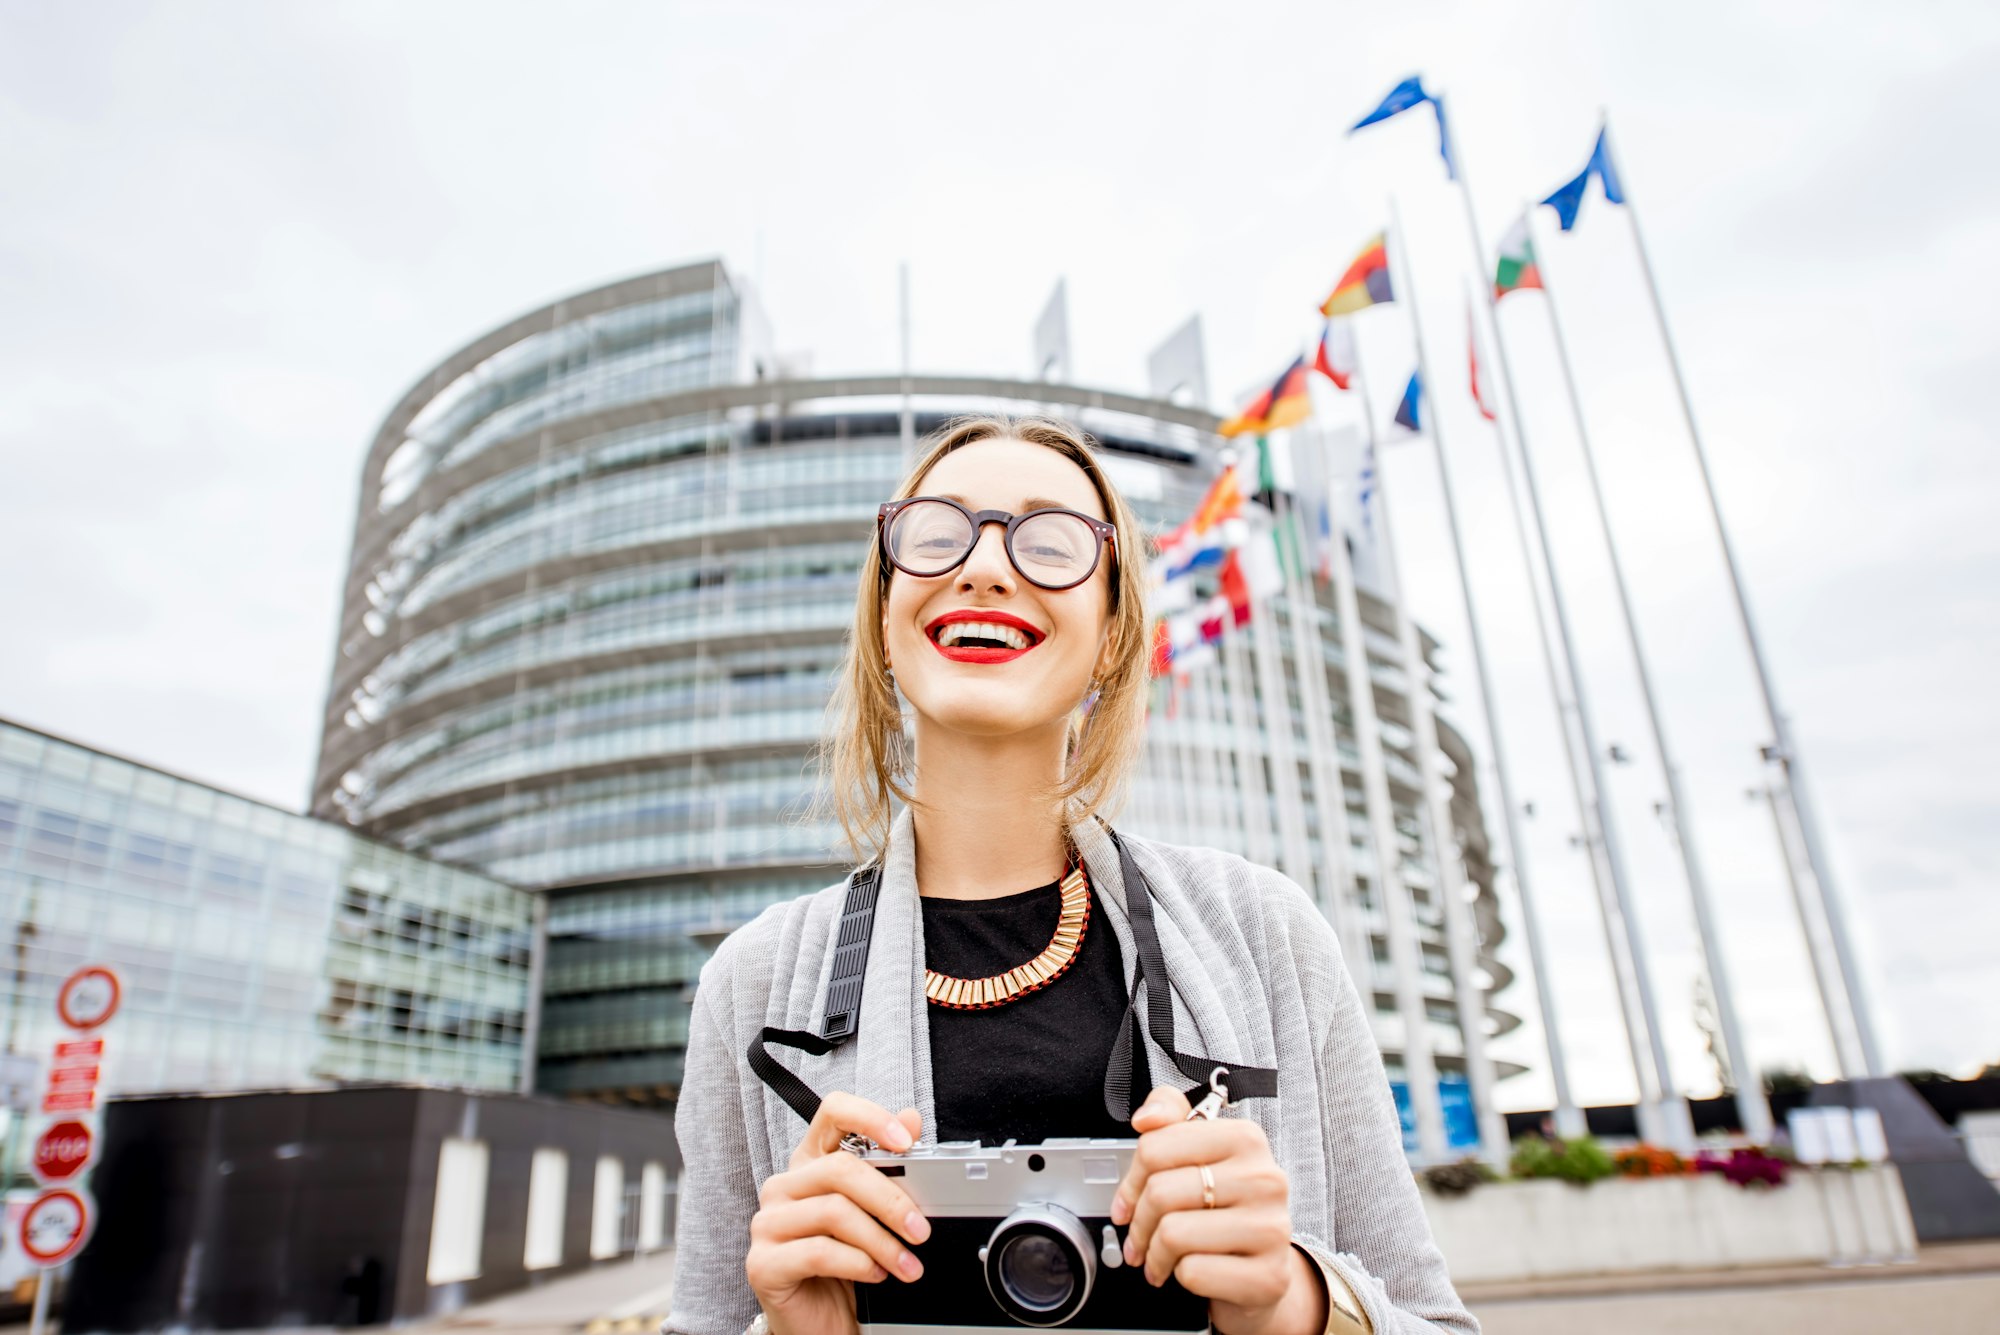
1186, 1066, 1230, 1122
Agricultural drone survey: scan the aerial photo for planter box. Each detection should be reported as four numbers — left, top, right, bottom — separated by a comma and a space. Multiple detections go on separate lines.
1422, 1167, 1918, 1283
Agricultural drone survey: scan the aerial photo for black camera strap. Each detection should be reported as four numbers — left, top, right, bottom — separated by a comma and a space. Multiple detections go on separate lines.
746, 864, 882, 1126
1102, 826, 1278, 1116
745, 830, 1278, 1127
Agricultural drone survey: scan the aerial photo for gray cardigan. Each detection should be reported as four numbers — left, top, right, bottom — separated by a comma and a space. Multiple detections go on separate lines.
665, 811, 1479, 1335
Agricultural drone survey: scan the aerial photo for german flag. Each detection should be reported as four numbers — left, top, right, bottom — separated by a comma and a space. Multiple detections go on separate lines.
1219, 357, 1311, 439
1320, 233, 1394, 316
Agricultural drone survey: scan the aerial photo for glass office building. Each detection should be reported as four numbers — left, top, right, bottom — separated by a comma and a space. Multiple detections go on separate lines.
314, 259, 1519, 1118
0, 718, 535, 1098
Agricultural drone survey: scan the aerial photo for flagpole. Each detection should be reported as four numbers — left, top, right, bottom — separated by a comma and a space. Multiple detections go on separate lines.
1604, 116, 1886, 1079
1273, 456, 1370, 943
1358, 410, 1512, 1165
1522, 234, 1776, 1143
1373, 293, 1587, 1142
1337, 369, 1450, 1165
1427, 117, 1689, 1145
1755, 780, 1860, 1078
1364, 217, 1516, 1162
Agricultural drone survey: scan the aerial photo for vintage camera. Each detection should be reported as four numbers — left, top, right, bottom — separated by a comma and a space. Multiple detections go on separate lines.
855, 1137, 1208, 1332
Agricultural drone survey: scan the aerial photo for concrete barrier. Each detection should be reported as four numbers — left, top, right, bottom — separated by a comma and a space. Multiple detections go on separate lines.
1423, 1167, 1918, 1283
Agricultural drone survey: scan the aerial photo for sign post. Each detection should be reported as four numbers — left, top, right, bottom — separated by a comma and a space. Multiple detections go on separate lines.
23, 965, 120, 1335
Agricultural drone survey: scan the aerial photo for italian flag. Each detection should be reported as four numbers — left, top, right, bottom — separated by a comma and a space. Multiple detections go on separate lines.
1494, 214, 1542, 299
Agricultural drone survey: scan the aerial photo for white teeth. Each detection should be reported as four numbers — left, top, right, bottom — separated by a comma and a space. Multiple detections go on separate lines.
937, 620, 1031, 650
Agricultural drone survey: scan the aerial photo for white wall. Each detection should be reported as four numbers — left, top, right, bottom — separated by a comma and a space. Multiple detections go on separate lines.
1424, 1169, 1917, 1283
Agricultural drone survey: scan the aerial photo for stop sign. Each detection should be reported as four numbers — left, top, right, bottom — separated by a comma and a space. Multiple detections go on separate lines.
32, 1119, 94, 1183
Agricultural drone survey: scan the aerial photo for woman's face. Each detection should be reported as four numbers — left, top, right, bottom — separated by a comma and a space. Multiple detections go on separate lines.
881, 438, 1115, 745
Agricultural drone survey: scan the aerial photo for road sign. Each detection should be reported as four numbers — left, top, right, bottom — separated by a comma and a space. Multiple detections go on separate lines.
19, 1187, 93, 1268
56, 967, 121, 1032
31, 1121, 94, 1185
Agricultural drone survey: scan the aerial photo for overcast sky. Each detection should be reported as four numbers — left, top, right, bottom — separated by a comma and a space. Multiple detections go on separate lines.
3, 1, 1995, 1110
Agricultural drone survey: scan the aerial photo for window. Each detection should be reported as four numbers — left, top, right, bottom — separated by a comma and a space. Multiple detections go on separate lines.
427, 1137, 489, 1284
639, 1161, 668, 1252
524, 1148, 568, 1270
591, 1156, 625, 1259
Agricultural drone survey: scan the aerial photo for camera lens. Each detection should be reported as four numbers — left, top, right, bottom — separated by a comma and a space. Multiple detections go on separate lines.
997, 1232, 1073, 1312
982, 1206, 1095, 1327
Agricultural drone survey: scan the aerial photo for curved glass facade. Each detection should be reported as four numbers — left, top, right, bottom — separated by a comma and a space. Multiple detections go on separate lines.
315, 260, 1518, 1114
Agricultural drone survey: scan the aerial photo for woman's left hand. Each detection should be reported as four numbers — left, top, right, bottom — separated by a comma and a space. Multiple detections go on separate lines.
1111, 1085, 1329, 1335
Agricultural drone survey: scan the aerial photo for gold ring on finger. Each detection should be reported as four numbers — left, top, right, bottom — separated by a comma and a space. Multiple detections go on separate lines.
1198, 1162, 1217, 1210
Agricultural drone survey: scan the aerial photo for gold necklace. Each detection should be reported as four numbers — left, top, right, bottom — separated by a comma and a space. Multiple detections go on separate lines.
924, 861, 1090, 1010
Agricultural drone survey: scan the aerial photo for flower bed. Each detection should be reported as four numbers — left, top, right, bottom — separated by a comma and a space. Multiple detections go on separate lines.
1420, 1158, 1917, 1282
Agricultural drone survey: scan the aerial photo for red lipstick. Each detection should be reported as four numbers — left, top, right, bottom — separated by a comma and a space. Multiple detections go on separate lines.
924, 609, 1044, 665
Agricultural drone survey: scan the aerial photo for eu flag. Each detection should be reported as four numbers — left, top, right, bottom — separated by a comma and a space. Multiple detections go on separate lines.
1350, 75, 1457, 181
1393, 371, 1423, 433
1542, 127, 1626, 231
1351, 76, 1432, 131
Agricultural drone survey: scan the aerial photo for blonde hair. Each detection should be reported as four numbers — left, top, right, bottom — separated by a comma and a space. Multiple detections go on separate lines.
814, 416, 1152, 864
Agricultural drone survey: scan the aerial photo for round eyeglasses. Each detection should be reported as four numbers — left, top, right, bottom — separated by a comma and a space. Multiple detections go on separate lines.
877, 497, 1117, 592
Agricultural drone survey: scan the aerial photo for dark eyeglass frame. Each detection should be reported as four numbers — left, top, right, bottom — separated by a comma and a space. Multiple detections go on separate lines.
876, 496, 1117, 591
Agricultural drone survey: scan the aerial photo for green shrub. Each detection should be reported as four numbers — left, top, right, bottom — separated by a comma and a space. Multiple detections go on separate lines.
1509, 1135, 1618, 1186
1421, 1157, 1499, 1198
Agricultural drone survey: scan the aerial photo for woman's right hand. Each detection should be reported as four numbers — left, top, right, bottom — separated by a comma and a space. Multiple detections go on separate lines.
745, 1092, 930, 1335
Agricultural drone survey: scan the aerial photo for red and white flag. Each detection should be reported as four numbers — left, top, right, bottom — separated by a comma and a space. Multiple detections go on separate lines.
1314, 318, 1358, 391
1468, 305, 1498, 422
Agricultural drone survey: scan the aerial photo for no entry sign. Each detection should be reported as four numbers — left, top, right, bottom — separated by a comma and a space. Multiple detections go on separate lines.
56, 967, 121, 1031
32, 1120, 95, 1184
19, 1187, 93, 1268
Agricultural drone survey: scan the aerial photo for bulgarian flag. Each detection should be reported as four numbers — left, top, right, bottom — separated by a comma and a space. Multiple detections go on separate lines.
1494, 213, 1542, 299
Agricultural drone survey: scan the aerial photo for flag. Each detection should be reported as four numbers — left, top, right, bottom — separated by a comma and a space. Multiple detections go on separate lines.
1357, 442, 1379, 534
1314, 318, 1358, 390
1252, 435, 1281, 510
1320, 234, 1394, 316
1349, 75, 1456, 180
1313, 496, 1334, 582
1393, 371, 1422, 433
1237, 530, 1286, 600
1542, 126, 1626, 232
1219, 356, 1311, 438
1350, 75, 1431, 130
1494, 213, 1542, 299
1189, 465, 1244, 532
1468, 307, 1497, 422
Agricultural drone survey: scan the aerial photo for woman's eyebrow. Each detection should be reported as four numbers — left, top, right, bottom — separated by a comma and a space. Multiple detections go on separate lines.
937, 493, 1072, 512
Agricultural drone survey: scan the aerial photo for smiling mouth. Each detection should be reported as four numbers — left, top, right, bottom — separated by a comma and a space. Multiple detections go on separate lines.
930, 621, 1037, 651
926, 618, 1042, 664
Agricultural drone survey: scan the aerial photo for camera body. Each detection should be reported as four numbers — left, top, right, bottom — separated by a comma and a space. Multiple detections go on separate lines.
855, 1137, 1208, 1333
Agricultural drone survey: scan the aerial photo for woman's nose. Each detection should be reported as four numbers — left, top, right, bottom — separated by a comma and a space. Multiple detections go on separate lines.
956, 522, 1016, 592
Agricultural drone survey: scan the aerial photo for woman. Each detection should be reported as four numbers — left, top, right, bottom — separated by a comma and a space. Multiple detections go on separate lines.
667, 417, 1477, 1335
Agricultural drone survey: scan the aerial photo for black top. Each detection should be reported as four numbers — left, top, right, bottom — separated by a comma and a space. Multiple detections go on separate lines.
921, 874, 1147, 1145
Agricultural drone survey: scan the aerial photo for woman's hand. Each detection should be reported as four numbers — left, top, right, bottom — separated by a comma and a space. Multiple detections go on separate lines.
745, 1092, 930, 1335
1111, 1085, 1329, 1335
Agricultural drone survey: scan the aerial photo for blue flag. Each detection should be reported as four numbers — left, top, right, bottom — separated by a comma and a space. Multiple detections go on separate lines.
1350, 76, 1457, 181
1542, 127, 1626, 232
1351, 76, 1431, 130
1393, 371, 1423, 433
1357, 443, 1378, 534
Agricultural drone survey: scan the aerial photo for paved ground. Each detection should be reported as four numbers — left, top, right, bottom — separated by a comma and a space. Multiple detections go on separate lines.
426, 1251, 677, 1335
1472, 1271, 2000, 1334
354, 1239, 2000, 1335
